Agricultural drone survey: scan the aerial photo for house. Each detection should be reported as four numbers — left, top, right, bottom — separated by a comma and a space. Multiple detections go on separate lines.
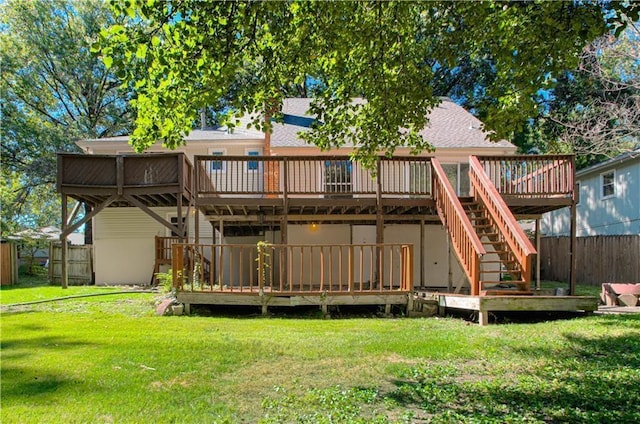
542, 148, 640, 236
57, 98, 578, 313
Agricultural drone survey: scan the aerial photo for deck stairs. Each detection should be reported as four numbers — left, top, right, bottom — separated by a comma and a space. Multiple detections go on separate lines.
432, 156, 537, 296
458, 197, 532, 295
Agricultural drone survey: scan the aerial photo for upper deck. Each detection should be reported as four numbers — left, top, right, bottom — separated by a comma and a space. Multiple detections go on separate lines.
57, 153, 575, 222
57, 153, 193, 208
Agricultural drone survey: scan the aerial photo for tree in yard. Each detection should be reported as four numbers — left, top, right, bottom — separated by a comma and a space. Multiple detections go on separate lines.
0, 0, 132, 236
531, 23, 640, 167
99, 0, 639, 166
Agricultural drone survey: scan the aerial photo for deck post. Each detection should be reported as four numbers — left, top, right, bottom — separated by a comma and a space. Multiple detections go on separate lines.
194, 209, 199, 244
420, 219, 425, 287
61, 194, 69, 289
569, 199, 577, 296
376, 159, 384, 288
535, 218, 541, 290
478, 309, 489, 326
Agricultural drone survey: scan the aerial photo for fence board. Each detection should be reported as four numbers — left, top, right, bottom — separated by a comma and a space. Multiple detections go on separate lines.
49, 243, 93, 285
1, 241, 18, 285
540, 235, 640, 285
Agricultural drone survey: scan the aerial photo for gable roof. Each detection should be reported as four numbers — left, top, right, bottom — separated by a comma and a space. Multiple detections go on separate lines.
576, 148, 640, 178
265, 97, 514, 150
77, 98, 515, 152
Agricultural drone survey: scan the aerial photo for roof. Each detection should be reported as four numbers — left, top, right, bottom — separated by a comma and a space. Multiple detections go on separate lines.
576, 148, 640, 178
77, 129, 263, 147
266, 97, 514, 149
77, 98, 515, 151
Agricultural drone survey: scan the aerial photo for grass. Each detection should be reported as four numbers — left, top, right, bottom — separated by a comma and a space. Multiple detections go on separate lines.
2, 280, 638, 423
0, 273, 146, 305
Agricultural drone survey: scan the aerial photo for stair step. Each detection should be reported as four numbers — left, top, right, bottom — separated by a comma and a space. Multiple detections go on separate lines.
481, 260, 517, 264
473, 224, 493, 229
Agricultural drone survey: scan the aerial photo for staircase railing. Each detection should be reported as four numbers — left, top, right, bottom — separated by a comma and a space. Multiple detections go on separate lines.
469, 156, 536, 290
431, 158, 486, 295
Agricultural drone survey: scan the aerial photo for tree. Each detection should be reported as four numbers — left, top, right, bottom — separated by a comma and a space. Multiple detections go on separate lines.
535, 24, 640, 165
99, 0, 639, 165
1, 0, 132, 235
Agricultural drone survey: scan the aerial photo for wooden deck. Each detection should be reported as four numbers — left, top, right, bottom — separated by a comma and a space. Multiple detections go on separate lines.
436, 293, 598, 325
58, 153, 194, 208
57, 152, 579, 297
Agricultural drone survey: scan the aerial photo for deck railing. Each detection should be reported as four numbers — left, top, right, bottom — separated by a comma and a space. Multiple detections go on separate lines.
172, 243, 413, 294
431, 158, 485, 294
155, 236, 184, 264
58, 153, 194, 195
476, 155, 574, 197
194, 155, 432, 198
469, 156, 536, 289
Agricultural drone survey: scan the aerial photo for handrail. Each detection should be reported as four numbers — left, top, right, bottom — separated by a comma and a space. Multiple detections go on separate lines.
172, 243, 413, 294
469, 156, 536, 287
475, 155, 574, 197
431, 158, 485, 294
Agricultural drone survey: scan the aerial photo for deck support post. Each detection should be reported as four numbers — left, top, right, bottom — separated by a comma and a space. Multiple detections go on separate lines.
375, 159, 384, 288
194, 207, 200, 244
61, 194, 69, 289
420, 219, 425, 287
447, 233, 453, 292
535, 218, 541, 290
569, 191, 577, 296
478, 309, 489, 326
261, 304, 268, 316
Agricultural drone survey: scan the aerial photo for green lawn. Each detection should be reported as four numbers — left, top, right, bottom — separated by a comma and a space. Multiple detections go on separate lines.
1, 280, 638, 423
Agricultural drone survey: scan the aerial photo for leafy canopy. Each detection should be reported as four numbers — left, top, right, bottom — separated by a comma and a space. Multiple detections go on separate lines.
0, 0, 132, 235
99, 0, 639, 164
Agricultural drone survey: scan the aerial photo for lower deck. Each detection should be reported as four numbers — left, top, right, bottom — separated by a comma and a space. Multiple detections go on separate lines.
175, 289, 599, 325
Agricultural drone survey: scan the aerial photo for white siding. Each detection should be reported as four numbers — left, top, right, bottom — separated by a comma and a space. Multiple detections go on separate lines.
542, 159, 640, 236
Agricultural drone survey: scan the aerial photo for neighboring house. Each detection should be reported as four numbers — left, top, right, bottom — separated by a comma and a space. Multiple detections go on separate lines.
58, 98, 574, 302
542, 148, 640, 236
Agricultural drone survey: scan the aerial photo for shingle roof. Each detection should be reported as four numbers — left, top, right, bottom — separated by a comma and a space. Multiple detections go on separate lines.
268, 97, 514, 149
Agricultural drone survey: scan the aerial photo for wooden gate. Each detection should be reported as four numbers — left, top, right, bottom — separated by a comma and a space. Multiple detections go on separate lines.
49, 243, 93, 285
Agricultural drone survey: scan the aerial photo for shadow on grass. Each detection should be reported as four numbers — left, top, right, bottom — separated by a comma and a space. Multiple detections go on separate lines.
1, 334, 100, 402
386, 330, 640, 422
0, 366, 85, 399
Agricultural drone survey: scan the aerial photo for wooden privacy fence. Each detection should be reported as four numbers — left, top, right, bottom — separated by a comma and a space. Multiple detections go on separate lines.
173, 243, 413, 294
1, 241, 18, 285
49, 243, 93, 285
540, 235, 640, 286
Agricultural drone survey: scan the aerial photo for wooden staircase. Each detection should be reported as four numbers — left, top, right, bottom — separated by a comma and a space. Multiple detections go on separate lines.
432, 156, 537, 296
459, 197, 531, 295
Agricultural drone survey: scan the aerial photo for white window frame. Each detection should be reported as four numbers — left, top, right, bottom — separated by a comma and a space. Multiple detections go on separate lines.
244, 148, 262, 172
575, 181, 581, 205
208, 148, 226, 172
600, 170, 616, 200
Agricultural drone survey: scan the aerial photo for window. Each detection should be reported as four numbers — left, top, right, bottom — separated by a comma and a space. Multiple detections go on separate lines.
324, 160, 352, 194
246, 150, 260, 171
601, 170, 615, 199
576, 181, 581, 205
167, 215, 187, 237
210, 150, 225, 171
441, 163, 470, 196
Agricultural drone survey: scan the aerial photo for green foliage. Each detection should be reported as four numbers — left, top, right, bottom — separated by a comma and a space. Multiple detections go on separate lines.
154, 269, 175, 294
99, 1, 638, 163
0, 0, 132, 235
513, 25, 640, 166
